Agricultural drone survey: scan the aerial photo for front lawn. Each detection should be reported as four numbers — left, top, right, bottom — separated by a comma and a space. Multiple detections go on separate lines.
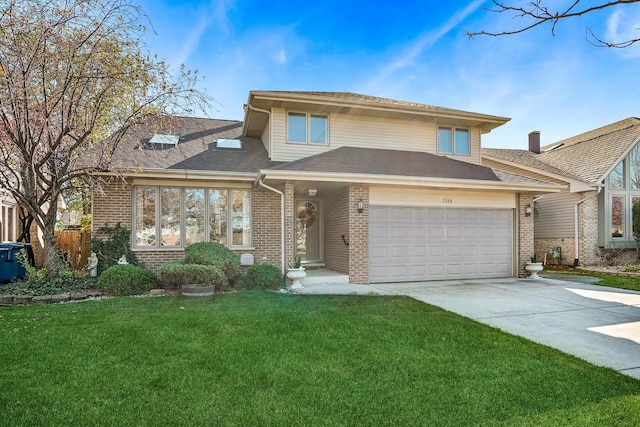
1, 293, 638, 426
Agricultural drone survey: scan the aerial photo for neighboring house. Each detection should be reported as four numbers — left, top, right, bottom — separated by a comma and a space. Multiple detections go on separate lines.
483, 118, 640, 266
0, 190, 17, 242
92, 91, 561, 283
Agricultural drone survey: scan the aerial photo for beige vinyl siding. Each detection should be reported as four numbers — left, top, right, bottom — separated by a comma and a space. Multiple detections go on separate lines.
483, 158, 567, 185
370, 186, 515, 209
534, 192, 580, 238
269, 107, 483, 164
261, 121, 270, 153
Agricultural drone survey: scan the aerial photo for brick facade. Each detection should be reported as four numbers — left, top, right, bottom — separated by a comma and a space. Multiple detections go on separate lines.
517, 193, 535, 277
91, 179, 282, 274
283, 182, 295, 270
348, 184, 369, 284
535, 238, 576, 266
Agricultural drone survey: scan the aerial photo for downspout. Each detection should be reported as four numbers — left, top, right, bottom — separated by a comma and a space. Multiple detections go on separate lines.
256, 177, 285, 272
574, 188, 602, 267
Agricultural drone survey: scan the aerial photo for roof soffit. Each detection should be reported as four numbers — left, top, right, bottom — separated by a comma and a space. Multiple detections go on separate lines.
243, 91, 510, 137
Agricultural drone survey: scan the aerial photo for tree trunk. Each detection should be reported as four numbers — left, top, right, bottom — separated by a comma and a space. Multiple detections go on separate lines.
41, 204, 59, 274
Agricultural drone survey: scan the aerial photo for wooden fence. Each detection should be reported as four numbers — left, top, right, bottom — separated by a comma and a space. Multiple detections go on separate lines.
55, 230, 91, 270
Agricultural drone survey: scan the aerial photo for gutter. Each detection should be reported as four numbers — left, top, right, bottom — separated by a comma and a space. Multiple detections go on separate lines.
91, 169, 257, 181
260, 170, 564, 193
256, 177, 285, 272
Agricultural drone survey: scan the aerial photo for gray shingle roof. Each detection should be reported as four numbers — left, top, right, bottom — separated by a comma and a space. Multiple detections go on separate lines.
483, 118, 640, 185
103, 116, 277, 174
266, 146, 501, 181
539, 118, 640, 183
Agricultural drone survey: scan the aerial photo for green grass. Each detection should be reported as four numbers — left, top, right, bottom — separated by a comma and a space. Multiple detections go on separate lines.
1, 293, 639, 426
545, 268, 640, 291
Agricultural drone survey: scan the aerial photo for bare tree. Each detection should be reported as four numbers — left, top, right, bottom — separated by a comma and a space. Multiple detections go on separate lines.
0, 0, 213, 272
467, 0, 640, 48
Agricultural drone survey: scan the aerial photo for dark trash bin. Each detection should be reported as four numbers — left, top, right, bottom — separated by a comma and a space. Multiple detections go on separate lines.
0, 248, 10, 283
0, 243, 33, 281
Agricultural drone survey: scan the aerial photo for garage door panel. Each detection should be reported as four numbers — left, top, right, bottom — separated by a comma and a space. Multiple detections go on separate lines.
370, 207, 512, 283
429, 226, 445, 238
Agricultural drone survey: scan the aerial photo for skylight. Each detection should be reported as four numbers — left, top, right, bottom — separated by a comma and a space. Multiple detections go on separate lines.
217, 139, 242, 149
149, 134, 180, 145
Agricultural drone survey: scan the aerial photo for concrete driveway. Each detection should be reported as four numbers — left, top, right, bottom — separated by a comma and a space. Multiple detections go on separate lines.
294, 275, 640, 379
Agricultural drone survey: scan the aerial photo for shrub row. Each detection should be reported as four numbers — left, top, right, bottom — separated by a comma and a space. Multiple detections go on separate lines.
159, 262, 228, 291
10, 240, 283, 298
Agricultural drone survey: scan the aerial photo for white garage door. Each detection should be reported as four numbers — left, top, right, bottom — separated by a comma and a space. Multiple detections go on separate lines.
369, 207, 513, 283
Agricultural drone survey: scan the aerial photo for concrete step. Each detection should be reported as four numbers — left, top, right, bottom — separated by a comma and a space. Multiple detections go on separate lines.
302, 269, 349, 285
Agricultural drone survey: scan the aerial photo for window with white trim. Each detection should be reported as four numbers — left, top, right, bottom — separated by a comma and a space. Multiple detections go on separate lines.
134, 186, 251, 248
287, 112, 328, 144
437, 126, 470, 155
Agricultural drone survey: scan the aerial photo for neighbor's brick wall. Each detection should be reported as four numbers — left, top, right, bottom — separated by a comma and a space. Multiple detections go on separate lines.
535, 238, 576, 266
518, 193, 535, 277
324, 187, 349, 274
348, 184, 369, 284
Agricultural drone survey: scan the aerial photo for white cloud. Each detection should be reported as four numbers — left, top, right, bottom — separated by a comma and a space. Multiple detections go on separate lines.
605, 7, 640, 57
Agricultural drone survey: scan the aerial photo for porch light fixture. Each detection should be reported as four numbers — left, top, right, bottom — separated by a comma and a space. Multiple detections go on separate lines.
525, 204, 532, 217
308, 188, 317, 196
357, 199, 364, 213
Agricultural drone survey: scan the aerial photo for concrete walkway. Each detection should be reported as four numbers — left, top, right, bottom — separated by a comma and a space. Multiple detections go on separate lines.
291, 275, 640, 379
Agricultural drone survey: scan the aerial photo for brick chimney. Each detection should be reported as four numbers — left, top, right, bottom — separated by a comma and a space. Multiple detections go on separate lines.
528, 131, 541, 154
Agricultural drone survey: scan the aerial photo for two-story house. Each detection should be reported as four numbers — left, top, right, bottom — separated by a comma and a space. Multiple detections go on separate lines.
92, 91, 561, 284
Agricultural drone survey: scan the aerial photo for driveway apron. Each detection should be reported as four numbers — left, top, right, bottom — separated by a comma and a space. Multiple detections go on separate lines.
363, 276, 640, 379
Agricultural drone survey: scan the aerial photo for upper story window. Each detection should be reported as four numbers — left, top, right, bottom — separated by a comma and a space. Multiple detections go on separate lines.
134, 186, 251, 249
287, 112, 328, 145
437, 126, 469, 155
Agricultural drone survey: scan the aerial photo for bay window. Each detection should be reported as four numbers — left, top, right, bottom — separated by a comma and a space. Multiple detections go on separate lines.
134, 186, 251, 248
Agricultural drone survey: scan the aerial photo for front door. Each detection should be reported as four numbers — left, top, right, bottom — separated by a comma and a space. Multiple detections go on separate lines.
296, 200, 322, 264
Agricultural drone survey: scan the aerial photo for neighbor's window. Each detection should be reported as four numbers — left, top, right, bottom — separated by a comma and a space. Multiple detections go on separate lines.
630, 146, 640, 189
437, 126, 469, 155
0, 204, 16, 242
610, 160, 624, 189
287, 112, 328, 144
611, 195, 625, 238
134, 186, 251, 248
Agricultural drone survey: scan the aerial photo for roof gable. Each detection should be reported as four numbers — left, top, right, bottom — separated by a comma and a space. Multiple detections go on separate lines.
539, 118, 640, 183
484, 118, 640, 186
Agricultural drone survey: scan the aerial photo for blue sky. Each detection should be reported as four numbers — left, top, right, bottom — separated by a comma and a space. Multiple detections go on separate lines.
137, 0, 640, 149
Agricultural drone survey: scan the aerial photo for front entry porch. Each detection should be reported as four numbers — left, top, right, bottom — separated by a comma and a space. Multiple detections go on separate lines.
301, 268, 349, 286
